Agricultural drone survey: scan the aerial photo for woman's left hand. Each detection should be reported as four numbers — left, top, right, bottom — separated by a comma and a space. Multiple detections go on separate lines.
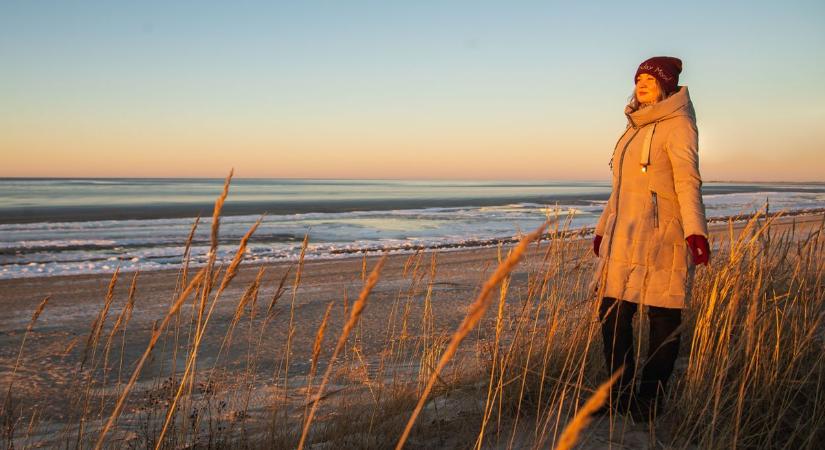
593, 235, 603, 256
686, 234, 710, 265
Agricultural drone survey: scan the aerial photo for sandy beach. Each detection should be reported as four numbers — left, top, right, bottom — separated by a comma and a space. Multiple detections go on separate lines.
1, 211, 823, 447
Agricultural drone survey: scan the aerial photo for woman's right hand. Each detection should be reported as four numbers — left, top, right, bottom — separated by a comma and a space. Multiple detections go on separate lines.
593, 235, 603, 256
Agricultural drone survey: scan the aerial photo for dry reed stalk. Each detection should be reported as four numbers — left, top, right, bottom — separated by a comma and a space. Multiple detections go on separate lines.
180, 215, 258, 393
397, 251, 425, 364
534, 301, 563, 421
303, 300, 335, 419
266, 264, 292, 319
93, 267, 206, 450
247, 271, 262, 322
154, 218, 262, 448
395, 221, 549, 450
553, 369, 622, 450
22, 407, 39, 448
6, 295, 49, 386
187, 264, 267, 436
80, 267, 120, 371
99, 272, 140, 414
310, 300, 336, 381
210, 170, 232, 254
281, 231, 309, 396
215, 217, 263, 294
416, 251, 438, 390
115, 274, 139, 389
236, 264, 294, 435
190, 170, 233, 392
380, 277, 404, 374
211, 266, 266, 369
236, 286, 267, 436
104, 272, 139, 363
187, 222, 253, 371
401, 249, 421, 278
350, 343, 378, 405
507, 286, 546, 449
380, 298, 403, 383
3, 295, 50, 433
475, 249, 513, 449
179, 215, 201, 289
61, 337, 80, 358
246, 264, 292, 366
495, 287, 540, 439
297, 254, 387, 450
171, 215, 201, 397
75, 267, 121, 448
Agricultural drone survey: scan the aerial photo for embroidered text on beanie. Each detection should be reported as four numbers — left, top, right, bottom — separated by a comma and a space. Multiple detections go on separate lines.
635, 56, 682, 95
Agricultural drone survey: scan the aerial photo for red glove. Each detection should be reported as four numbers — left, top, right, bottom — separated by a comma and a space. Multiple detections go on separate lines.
593, 235, 603, 256
686, 234, 710, 265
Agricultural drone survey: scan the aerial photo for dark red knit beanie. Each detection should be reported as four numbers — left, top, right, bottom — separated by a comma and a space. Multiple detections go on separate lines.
634, 56, 682, 95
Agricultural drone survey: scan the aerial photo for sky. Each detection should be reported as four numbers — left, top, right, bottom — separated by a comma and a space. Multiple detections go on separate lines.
1, 0, 823, 181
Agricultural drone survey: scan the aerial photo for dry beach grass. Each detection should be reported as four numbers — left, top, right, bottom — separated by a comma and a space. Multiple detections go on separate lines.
1, 172, 824, 449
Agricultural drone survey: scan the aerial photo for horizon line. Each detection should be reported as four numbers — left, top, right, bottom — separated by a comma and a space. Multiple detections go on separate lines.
1, 176, 824, 185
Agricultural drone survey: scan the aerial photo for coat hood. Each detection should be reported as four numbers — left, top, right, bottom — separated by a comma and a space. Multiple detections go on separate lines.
625, 85, 695, 128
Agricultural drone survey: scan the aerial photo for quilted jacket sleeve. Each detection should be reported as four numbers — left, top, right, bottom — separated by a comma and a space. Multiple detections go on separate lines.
665, 120, 709, 239
594, 190, 615, 236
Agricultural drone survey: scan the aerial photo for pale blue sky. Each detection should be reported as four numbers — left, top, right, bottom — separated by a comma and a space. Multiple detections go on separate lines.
2, 1, 823, 180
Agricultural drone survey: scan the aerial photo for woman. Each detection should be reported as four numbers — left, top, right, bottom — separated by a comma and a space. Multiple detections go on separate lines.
590, 56, 711, 421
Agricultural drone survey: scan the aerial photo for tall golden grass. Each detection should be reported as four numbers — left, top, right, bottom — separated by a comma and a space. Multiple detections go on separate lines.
395, 221, 549, 450
1, 172, 823, 450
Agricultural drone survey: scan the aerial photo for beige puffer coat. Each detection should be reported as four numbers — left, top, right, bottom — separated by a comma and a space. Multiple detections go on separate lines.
591, 86, 708, 309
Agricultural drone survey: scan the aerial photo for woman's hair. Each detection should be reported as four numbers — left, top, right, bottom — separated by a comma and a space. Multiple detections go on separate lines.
627, 77, 672, 110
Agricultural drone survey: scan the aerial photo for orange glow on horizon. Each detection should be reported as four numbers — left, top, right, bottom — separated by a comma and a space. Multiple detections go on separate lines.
3, 105, 823, 182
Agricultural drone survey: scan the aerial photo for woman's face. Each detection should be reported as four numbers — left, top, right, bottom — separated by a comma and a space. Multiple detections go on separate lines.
635, 73, 661, 105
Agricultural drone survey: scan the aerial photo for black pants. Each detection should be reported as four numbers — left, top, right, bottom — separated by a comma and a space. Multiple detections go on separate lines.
599, 296, 681, 399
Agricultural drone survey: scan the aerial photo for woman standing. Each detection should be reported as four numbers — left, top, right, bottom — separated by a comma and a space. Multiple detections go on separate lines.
591, 56, 711, 421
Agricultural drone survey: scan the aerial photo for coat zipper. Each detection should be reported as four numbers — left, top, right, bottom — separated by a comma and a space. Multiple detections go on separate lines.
602, 127, 641, 263
609, 125, 631, 171
651, 190, 659, 228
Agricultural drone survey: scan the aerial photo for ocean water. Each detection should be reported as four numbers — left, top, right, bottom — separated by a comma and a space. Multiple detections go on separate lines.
1, 178, 824, 279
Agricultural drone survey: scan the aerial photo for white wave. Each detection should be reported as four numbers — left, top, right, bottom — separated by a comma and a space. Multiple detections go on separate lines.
2, 189, 825, 280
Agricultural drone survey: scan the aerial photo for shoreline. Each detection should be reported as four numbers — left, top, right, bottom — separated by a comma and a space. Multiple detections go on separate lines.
2, 207, 823, 283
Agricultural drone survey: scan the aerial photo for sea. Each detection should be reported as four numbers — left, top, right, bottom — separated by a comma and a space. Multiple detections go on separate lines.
1, 178, 824, 280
